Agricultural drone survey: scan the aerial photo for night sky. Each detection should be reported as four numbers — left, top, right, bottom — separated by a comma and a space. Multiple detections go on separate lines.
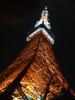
0, 0, 75, 90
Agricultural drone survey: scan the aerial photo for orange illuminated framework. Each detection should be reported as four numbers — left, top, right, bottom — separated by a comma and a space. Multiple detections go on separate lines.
0, 6, 74, 100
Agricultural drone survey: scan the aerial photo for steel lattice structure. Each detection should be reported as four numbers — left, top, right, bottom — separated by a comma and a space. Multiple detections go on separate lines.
0, 7, 74, 100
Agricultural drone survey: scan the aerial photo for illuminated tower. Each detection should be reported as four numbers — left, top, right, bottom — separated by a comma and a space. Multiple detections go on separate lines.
0, 7, 71, 100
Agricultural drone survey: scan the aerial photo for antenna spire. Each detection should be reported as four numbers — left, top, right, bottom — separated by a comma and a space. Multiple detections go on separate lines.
45, 6, 47, 10
35, 6, 51, 29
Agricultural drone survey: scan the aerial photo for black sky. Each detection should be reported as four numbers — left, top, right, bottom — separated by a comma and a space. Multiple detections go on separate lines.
0, 0, 75, 90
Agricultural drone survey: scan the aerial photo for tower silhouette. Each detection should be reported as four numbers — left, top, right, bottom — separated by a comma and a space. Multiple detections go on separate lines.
0, 7, 74, 100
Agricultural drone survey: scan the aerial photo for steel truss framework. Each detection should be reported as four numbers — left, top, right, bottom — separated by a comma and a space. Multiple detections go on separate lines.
0, 31, 68, 100
12, 32, 68, 100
